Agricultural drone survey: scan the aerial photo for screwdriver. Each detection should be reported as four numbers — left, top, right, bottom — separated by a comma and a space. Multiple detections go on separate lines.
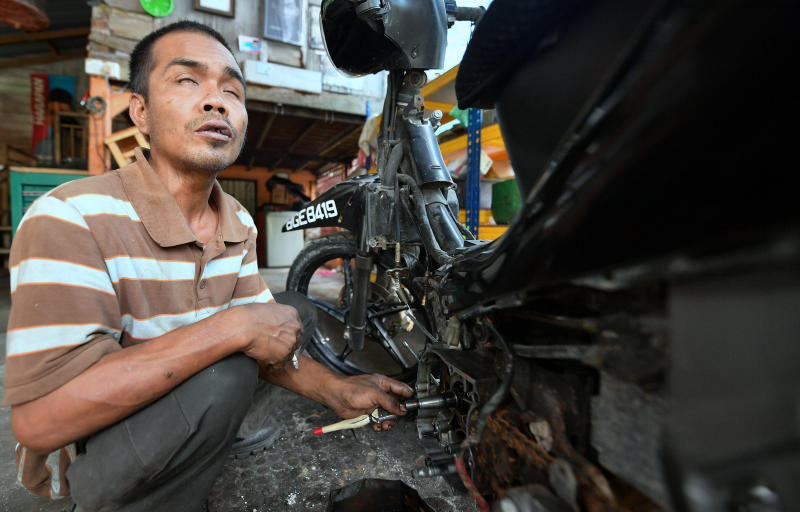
311, 393, 457, 435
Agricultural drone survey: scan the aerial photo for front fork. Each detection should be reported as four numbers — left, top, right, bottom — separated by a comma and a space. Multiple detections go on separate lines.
345, 252, 373, 352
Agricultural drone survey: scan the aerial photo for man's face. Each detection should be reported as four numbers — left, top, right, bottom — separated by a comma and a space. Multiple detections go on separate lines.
140, 31, 248, 173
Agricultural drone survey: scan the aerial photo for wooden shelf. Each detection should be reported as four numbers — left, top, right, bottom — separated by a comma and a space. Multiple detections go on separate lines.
453, 176, 507, 184
457, 209, 508, 240
477, 224, 508, 241
439, 123, 504, 156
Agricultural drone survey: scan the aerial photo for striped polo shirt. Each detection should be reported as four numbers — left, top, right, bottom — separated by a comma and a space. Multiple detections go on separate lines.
3, 148, 272, 498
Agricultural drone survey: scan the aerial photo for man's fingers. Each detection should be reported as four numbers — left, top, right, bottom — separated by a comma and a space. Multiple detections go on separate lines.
371, 420, 394, 432
357, 374, 413, 416
373, 389, 405, 416
378, 376, 414, 398
371, 374, 413, 395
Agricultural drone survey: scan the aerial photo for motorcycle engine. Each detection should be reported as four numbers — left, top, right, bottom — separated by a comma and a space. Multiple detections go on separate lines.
413, 344, 501, 480
410, 311, 669, 511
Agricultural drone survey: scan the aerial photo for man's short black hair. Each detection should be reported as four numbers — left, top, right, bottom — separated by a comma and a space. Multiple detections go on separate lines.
129, 21, 236, 101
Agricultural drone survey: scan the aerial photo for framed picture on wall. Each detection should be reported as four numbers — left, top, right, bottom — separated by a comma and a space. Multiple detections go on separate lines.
195, 0, 235, 17
264, 0, 304, 47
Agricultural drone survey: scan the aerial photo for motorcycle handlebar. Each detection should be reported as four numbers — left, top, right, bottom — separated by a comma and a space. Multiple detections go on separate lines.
454, 6, 485, 23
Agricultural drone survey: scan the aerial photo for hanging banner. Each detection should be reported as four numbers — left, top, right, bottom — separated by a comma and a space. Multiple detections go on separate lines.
30, 73, 49, 154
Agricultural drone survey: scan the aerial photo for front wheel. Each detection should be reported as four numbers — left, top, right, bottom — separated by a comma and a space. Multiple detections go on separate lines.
286, 232, 426, 381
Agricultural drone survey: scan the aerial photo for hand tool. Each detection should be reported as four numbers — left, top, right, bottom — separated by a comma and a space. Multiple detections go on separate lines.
311, 393, 458, 435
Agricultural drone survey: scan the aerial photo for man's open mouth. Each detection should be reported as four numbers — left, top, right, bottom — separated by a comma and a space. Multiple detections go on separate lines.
195, 120, 233, 142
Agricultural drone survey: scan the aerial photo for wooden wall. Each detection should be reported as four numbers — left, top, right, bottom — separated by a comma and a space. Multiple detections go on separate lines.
0, 58, 88, 153
93, 0, 315, 82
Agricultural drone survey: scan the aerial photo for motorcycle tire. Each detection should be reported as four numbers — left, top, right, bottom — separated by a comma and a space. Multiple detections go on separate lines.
286, 232, 423, 381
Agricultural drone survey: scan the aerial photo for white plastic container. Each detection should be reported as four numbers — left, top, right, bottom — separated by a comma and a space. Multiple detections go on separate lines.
265, 211, 304, 267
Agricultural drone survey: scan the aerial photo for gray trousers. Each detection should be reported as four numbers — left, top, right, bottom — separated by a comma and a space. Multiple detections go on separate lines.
66, 291, 316, 512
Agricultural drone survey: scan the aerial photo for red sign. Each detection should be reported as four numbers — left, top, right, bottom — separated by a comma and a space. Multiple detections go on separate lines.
30, 73, 48, 154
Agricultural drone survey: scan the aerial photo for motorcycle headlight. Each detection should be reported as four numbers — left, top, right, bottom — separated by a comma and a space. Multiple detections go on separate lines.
321, 0, 448, 76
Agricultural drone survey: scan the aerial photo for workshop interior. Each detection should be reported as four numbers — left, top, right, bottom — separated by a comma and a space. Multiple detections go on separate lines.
0, 0, 798, 511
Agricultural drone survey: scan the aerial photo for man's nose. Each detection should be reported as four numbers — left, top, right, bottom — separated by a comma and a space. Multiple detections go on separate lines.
202, 91, 226, 115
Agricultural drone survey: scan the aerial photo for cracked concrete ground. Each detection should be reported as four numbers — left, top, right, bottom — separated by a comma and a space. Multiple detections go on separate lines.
0, 269, 476, 512
207, 385, 475, 512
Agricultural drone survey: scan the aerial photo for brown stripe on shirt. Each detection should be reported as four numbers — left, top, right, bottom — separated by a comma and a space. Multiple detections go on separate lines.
9, 285, 121, 331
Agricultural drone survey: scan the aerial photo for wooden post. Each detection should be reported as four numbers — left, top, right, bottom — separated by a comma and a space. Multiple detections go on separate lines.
87, 75, 132, 174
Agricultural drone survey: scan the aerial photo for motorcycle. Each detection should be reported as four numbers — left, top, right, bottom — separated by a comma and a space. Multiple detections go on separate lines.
283, 1, 800, 510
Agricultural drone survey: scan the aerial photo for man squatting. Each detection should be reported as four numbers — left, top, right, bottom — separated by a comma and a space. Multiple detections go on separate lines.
3, 21, 413, 511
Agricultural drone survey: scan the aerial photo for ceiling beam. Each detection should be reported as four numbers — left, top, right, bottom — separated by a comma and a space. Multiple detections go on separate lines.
295, 126, 361, 170
286, 120, 318, 154
246, 113, 276, 170
238, 149, 341, 168
272, 120, 318, 168
294, 123, 363, 171
245, 100, 365, 125
318, 124, 362, 156
0, 27, 90, 45
0, 50, 86, 70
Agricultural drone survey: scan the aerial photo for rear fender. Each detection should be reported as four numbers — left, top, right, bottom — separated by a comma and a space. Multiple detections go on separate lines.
281, 174, 377, 233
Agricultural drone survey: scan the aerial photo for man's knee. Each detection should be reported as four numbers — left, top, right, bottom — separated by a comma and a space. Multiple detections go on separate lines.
67, 354, 259, 510
177, 353, 259, 424
273, 290, 317, 341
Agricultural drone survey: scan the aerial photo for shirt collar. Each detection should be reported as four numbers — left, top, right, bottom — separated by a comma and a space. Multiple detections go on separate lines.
119, 148, 249, 247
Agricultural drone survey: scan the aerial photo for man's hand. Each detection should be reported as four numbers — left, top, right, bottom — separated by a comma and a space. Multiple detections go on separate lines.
326, 374, 415, 432
233, 303, 302, 367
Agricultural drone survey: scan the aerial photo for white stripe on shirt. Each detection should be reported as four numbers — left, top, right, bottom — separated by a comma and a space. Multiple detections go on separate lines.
202, 252, 245, 279
11, 258, 115, 295
65, 194, 141, 221
121, 305, 230, 339
105, 256, 195, 283
6, 324, 121, 356
17, 196, 89, 232
121, 287, 273, 339
230, 288, 273, 307
236, 210, 256, 230
237, 260, 259, 278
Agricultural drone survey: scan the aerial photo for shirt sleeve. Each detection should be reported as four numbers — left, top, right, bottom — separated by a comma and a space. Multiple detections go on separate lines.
230, 212, 274, 306
3, 194, 122, 406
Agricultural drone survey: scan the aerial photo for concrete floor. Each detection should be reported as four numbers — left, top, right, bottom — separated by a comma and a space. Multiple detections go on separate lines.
0, 268, 476, 512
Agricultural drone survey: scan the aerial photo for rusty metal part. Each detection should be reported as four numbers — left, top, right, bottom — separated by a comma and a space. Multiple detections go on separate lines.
482, 409, 621, 512
513, 365, 618, 507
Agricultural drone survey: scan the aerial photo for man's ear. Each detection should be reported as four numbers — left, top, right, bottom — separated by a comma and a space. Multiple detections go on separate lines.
129, 93, 149, 136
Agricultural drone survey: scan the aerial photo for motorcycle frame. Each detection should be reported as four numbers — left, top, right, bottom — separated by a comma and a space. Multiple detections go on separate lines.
283, 68, 469, 351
